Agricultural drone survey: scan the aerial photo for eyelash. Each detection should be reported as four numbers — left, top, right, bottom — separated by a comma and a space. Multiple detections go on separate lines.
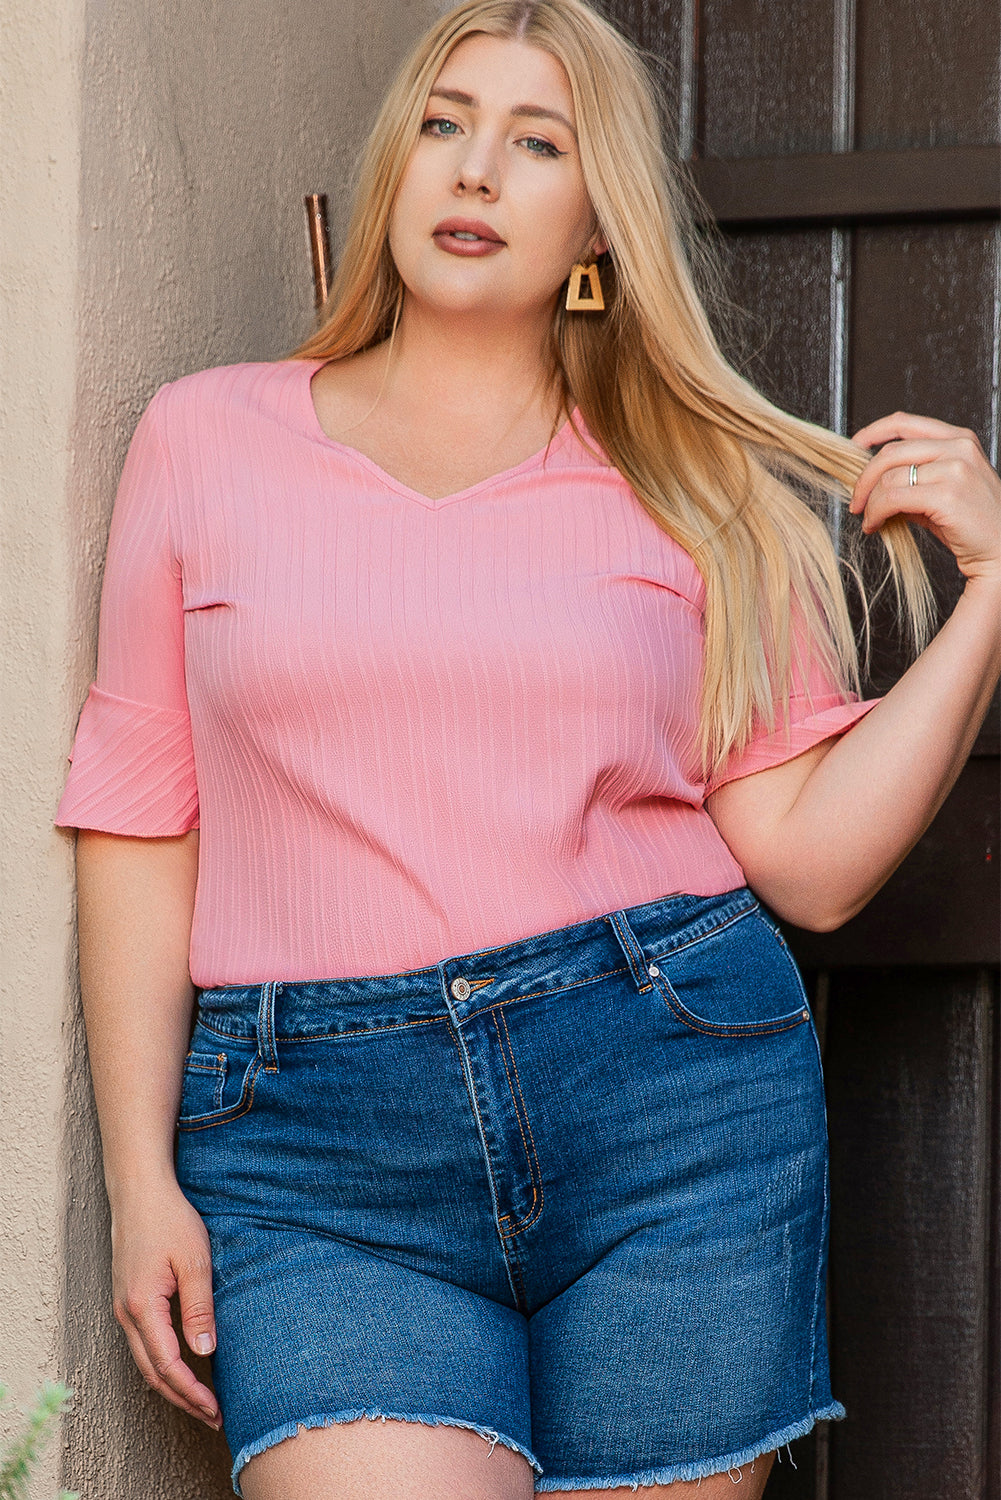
420, 116, 563, 157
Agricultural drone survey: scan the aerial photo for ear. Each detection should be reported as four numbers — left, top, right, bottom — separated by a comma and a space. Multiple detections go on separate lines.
590, 232, 608, 258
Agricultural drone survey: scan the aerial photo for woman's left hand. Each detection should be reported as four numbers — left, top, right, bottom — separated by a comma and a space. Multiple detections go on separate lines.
849, 412, 1001, 585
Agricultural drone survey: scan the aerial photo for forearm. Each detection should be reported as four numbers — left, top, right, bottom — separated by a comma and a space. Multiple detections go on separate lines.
76, 828, 199, 1206
714, 577, 1000, 929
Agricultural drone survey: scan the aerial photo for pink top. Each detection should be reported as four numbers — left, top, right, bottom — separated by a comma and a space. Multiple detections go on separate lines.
56, 358, 877, 985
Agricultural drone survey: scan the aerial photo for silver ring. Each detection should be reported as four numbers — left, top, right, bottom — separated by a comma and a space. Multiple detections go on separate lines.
908, 463, 918, 486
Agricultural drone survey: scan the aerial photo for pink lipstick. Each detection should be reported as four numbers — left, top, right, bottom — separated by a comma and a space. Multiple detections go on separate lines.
432, 217, 506, 256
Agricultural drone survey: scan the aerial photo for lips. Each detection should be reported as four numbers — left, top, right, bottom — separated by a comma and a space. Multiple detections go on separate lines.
432, 217, 505, 243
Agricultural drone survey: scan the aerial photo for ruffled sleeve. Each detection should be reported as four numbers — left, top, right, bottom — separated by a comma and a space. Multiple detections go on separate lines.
705, 627, 881, 796
55, 385, 199, 835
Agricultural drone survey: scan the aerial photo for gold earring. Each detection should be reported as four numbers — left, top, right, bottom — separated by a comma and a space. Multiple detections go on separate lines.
565, 260, 605, 311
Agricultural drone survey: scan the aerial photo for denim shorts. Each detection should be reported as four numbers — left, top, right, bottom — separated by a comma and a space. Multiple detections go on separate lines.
174, 886, 846, 1495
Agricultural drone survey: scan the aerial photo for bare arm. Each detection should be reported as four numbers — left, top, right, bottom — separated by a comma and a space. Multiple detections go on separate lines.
706, 412, 1001, 931
76, 827, 221, 1430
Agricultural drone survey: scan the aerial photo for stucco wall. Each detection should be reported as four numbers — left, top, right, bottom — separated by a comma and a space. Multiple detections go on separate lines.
1, 1, 441, 1493
1, 4, 86, 1494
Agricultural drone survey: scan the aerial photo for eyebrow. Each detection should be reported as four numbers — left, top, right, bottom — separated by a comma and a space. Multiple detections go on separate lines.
428, 87, 577, 139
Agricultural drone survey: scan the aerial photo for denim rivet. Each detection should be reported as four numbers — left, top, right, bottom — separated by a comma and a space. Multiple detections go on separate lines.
802, 1009, 809, 1018
648, 965, 660, 977
450, 976, 471, 1001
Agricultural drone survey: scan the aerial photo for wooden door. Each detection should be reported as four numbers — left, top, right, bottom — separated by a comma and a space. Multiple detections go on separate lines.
602, 1, 1001, 1495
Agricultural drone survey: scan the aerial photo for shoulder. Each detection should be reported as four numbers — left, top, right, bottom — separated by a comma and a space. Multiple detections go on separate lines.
152, 359, 308, 423
136, 360, 317, 473
121, 360, 317, 512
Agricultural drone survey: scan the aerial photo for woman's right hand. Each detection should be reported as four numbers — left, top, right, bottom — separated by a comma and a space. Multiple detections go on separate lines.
110, 1179, 223, 1430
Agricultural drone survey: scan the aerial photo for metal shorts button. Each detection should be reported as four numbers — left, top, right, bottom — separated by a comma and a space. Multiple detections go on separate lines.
450, 976, 471, 1001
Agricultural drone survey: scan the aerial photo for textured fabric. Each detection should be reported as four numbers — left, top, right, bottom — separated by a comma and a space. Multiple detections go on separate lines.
174, 887, 844, 1495
55, 358, 877, 986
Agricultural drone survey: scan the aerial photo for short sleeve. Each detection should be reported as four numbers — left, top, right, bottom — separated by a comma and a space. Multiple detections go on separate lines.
55, 386, 199, 835
705, 626, 881, 796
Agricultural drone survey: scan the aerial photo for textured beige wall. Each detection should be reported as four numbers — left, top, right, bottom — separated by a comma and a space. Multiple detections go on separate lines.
0, 3, 86, 1495
1, 0, 442, 1493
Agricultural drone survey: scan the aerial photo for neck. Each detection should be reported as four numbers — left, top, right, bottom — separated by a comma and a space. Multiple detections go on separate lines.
379, 294, 561, 423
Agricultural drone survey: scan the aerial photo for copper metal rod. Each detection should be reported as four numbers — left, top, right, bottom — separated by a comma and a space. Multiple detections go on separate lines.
305, 193, 332, 310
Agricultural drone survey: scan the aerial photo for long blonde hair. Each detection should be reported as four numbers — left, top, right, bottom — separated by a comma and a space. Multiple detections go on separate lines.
289, 0, 934, 779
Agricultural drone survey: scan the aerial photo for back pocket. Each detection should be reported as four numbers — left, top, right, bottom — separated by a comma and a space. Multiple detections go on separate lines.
647, 908, 811, 1037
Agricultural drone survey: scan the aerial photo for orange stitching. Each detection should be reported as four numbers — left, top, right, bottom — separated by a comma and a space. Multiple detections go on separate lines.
645, 901, 758, 964
196, 1015, 445, 1043
196, 966, 631, 1044
190, 1022, 255, 1041
273, 1016, 443, 1042
444, 1020, 517, 1293
493, 1009, 544, 1236
198, 967, 629, 1043
649, 974, 808, 1038
607, 911, 653, 993
462, 964, 629, 1024
492, 1014, 536, 1219
177, 1059, 263, 1131
444, 1020, 474, 1089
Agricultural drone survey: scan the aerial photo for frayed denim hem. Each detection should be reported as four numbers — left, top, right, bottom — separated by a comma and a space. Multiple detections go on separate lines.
532, 1401, 848, 1492
230, 1408, 544, 1496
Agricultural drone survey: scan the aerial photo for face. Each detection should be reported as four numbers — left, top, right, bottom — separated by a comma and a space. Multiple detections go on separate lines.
388, 33, 607, 323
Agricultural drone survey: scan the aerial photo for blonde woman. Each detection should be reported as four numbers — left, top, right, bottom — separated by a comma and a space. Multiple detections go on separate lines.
56, 1, 1000, 1496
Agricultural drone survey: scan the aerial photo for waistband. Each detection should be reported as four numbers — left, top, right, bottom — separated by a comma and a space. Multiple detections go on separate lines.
195, 887, 758, 1041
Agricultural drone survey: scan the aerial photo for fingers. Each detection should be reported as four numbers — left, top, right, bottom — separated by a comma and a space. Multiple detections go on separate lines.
848, 448, 1001, 581
848, 439, 947, 516
851, 410, 982, 448
849, 411, 991, 532
853, 472, 946, 537
177, 1248, 218, 1360
114, 1283, 222, 1430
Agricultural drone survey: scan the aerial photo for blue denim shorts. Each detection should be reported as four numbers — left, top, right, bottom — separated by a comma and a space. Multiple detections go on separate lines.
174, 886, 846, 1494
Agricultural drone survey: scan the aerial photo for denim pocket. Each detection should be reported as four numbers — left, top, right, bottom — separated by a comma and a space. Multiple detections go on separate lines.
177, 1039, 262, 1131
647, 907, 811, 1037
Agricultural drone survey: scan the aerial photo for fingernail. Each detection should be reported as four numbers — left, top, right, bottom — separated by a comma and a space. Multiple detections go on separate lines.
194, 1334, 215, 1355
200, 1404, 219, 1422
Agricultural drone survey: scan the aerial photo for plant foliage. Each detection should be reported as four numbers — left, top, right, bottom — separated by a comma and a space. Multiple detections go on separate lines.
0, 1382, 78, 1500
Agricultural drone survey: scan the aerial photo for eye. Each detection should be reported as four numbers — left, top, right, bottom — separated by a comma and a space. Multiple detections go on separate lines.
421, 116, 461, 139
522, 136, 562, 158
421, 116, 564, 157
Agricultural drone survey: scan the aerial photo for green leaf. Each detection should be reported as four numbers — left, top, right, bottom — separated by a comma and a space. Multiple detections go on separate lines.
0, 1381, 75, 1500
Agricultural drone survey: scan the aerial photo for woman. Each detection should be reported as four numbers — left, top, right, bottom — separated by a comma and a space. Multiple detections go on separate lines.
56, 1, 1000, 1496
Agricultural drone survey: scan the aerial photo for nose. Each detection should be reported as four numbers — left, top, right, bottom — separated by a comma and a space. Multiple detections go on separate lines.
453, 135, 500, 200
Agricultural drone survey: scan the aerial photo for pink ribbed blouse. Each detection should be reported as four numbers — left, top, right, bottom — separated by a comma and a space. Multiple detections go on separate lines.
56, 358, 877, 985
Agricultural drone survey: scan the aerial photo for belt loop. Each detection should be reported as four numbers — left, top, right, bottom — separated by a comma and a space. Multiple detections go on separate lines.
257, 982, 280, 1072
607, 909, 653, 993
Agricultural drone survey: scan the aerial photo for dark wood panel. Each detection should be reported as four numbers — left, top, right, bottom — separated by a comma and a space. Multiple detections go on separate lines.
855, 0, 1001, 150
822, 970, 995, 1498
849, 220, 997, 440
603, 0, 686, 60
700, 0, 837, 157
713, 226, 836, 428
688, 145, 1001, 224
584, 13, 1000, 1500
785, 756, 1000, 969
764, 1427, 818, 1500
848, 217, 1001, 746
601, 0, 691, 154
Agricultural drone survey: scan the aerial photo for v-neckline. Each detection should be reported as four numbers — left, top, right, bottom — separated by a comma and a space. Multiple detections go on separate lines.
297, 357, 581, 510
